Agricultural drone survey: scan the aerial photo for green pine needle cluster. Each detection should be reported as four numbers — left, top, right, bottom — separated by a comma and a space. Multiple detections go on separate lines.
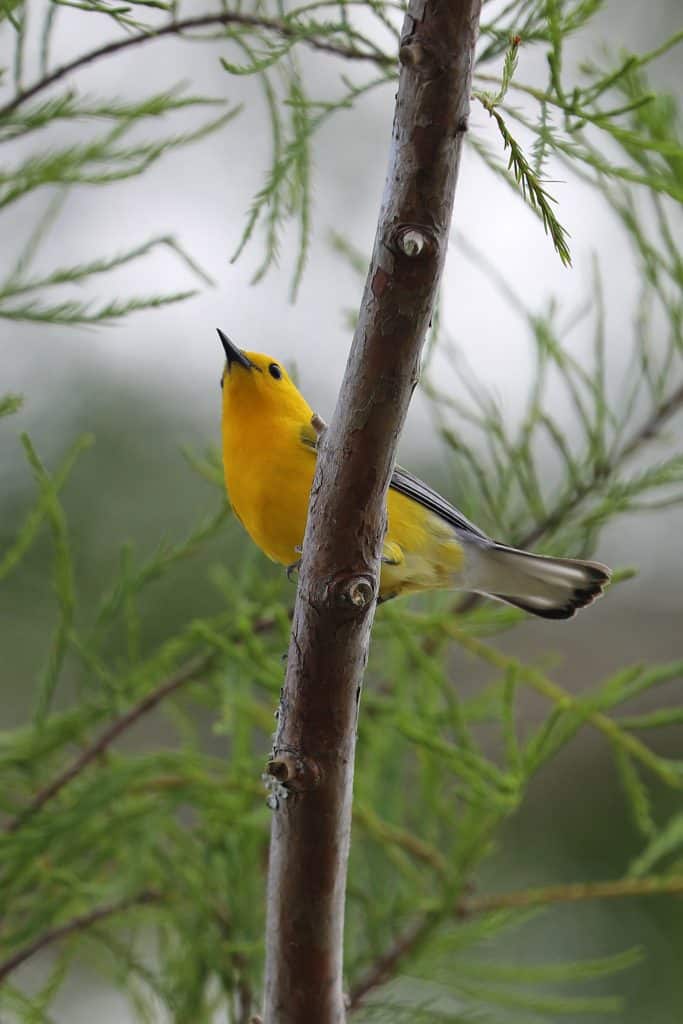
427, 223, 683, 557
0, 80, 238, 323
2, 411, 683, 1021
2, 1, 683, 1021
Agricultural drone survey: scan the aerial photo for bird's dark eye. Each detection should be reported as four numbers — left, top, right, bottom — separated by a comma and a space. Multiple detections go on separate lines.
219, 376, 224, 390
268, 363, 282, 380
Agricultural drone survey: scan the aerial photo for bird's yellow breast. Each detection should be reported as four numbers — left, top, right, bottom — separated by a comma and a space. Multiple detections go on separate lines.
223, 410, 311, 565
222, 406, 464, 598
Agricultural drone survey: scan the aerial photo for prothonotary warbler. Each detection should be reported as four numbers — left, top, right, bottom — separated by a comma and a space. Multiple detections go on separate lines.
218, 330, 610, 618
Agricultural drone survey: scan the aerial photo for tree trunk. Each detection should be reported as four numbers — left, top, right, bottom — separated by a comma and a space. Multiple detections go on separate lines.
263, 2, 482, 1021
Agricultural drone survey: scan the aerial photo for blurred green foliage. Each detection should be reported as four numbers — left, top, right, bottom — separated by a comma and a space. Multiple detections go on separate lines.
1, 2, 683, 1023
2, 398, 683, 1022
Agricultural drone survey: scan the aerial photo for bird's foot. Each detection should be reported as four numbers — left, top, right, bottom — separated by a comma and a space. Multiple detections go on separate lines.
285, 546, 303, 583
286, 560, 301, 582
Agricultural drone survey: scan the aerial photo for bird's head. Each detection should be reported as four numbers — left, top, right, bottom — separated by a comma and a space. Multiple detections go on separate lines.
218, 329, 312, 423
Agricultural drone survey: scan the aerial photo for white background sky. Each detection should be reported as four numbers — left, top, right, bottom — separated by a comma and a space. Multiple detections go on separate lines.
1, 2, 682, 1019
5, 0, 680, 603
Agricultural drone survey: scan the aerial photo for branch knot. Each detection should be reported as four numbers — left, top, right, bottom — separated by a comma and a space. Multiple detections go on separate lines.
396, 226, 431, 258
398, 41, 427, 68
327, 574, 376, 610
266, 751, 322, 792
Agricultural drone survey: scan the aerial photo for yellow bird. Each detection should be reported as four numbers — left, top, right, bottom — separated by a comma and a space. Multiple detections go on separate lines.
218, 331, 610, 618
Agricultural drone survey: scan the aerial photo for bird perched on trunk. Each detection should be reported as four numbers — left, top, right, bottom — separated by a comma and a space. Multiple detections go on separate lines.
218, 330, 610, 619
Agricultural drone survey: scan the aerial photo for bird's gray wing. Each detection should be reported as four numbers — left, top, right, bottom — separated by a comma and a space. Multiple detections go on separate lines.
300, 420, 489, 542
390, 464, 490, 541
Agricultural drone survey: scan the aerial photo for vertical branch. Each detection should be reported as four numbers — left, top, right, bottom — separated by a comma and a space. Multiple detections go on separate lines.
263, 2, 482, 1022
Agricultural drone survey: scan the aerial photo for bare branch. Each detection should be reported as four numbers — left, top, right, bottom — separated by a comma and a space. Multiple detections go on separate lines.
0, 891, 159, 985
347, 874, 683, 1010
263, 3, 482, 1021
0, 13, 393, 122
347, 915, 434, 1012
456, 379, 683, 614
4, 653, 214, 833
619, 381, 683, 463
464, 873, 683, 913
521, 378, 683, 550
4, 615, 278, 834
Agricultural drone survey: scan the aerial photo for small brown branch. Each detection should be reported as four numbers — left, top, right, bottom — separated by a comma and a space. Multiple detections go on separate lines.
619, 380, 683, 462
464, 874, 683, 914
456, 378, 683, 615
515, 379, 683, 550
263, 3, 482, 1022
0, 891, 159, 985
237, 974, 254, 1024
347, 874, 683, 1011
347, 915, 434, 1012
213, 906, 255, 1024
0, 13, 392, 122
5, 615, 277, 834
5, 652, 214, 833
353, 803, 448, 876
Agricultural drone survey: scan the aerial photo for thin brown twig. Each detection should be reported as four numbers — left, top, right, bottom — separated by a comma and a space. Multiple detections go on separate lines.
353, 802, 449, 876
214, 905, 254, 1024
0, 891, 160, 985
619, 381, 683, 462
464, 873, 683, 913
4, 653, 214, 833
456, 379, 683, 615
4, 614, 278, 834
347, 915, 435, 1012
515, 381, 683, 551
0, 13, 393, 122
347, 874, 683, 1011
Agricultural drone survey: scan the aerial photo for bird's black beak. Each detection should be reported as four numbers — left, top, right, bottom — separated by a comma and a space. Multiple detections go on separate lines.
217, 329, 255, 371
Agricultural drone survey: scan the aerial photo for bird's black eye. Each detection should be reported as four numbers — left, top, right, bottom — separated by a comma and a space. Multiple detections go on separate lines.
219, 376, 224, 390
268, 363, 282, 380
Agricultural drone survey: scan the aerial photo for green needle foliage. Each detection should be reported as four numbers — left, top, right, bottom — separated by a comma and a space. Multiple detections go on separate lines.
1, 1, 683, 1022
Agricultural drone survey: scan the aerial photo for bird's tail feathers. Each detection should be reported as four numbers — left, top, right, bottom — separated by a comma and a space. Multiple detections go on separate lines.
472, 544, 610, 620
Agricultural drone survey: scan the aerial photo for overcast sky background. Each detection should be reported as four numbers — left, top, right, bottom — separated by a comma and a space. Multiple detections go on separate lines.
1, 7, 677, 402
3, 1, 681, 614
1, 3, 682, 1018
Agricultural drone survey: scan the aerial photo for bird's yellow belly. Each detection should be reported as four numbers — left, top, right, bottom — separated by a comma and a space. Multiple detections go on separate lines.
224, 439, 464, 596
226, 454, 311, 566
383, 489, 465, 598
